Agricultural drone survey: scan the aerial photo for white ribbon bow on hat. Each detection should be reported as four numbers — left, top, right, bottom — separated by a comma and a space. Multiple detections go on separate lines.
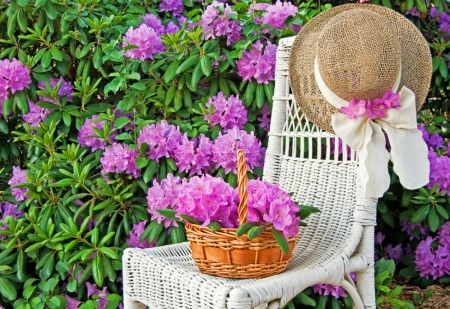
314, 58, 430, 198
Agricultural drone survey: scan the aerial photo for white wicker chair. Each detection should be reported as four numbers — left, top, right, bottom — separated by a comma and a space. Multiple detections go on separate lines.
122, 36, 377, 309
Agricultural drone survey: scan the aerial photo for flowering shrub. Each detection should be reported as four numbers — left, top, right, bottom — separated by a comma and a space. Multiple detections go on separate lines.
0, 0, 449, 308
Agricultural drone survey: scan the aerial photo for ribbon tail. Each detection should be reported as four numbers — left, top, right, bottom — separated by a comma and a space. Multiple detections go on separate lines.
359, 121, 391, 198
378, 122, 430, 190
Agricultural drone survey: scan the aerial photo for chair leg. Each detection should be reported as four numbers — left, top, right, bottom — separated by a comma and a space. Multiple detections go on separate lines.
356, 226, 376, 309
123, 292, 146, 309
227, 288, 253, 309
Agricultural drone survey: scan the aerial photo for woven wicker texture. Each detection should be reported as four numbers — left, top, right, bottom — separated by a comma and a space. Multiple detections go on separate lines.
289, 4, 432, 133
123, 36, 378, 309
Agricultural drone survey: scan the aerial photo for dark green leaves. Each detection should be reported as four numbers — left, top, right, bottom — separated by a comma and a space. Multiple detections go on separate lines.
272, 228, 289, 254
236, 222, 259, 236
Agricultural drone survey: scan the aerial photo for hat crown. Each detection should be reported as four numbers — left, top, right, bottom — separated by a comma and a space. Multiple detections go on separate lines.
316, 9, 401, 101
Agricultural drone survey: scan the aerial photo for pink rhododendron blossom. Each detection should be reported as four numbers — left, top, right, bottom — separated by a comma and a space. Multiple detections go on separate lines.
141, 14, 165, 35
203, 92, 247, 131
400, 220, 430, 241
123, 24, 165, 60
427, 149, 450, 193
137, 120, 182, 161
384, 243, 403, 265
379, 89, 400, 108
85, 283, 109, 309
246, 180, 299, 238
367, 99, 388, 119
147, 174, 182, 228
211, 127, 265, 174
438, 221, 450, 247
313, 284, 348, 299
165, 21, 180, 34
23, 100, 51, 127
258, 104, 271, 131
79, 115, 116, 151
160, 0, 184, 16
415, 236, 450, 280
375, 232, 385, 244
173, 133, 213, 175
340, 98, 366, 119
100, 143, 140, 178
237, 40, 277, 84
260, 0, 298, 29
64, 294, 82, 309
8, 166, 28, 201
201, 1, 242, 45
177, 175, 239, 227
0, 58, 31, 94
127, 220, 155, 248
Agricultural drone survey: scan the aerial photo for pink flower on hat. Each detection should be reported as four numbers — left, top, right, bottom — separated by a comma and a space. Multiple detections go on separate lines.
340, 98, 366, 119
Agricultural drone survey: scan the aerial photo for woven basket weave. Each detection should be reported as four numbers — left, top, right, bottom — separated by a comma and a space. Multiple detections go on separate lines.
186, 150, 299, 279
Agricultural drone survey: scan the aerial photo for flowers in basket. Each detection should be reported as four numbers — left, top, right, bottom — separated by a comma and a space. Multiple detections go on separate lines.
150, 172, 319, 253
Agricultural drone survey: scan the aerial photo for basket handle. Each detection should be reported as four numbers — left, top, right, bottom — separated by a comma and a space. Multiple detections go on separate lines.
237, 149, 248, 224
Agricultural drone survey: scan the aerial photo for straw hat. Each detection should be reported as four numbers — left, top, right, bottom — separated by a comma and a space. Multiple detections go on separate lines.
288, 4, 432, 134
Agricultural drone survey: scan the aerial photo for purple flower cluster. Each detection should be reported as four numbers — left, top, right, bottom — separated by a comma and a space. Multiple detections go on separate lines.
340, 90, 400, 120
173, 133, 213, 175
141, 14, 180, 35
38, 77, 74, 103
246, 180, 299, 238
201, 1, 242, 45
177, 175, 239, 228
0, 58, 31, 107
127, 220, 156, 248
418, 124, 444, 149
258, 104, 271, 132
64, 294, 81, 309
313, 273, 356, 299
79, 115, 116, 151
237, 40, 277, 84
8, 166, 28, 201
22, 100, 50, 127
123, 24, 165, 60
400, 220, 430, 241
159, 0, 184, 16
211, 127, 266, 174
260, 0, 298, 29
147, 174, 182, 228
415, 222, 450, 280
427, 149, 450, 193
100, 143, 140, 178
85, 282, 110, 309
203, 92, 247, 131
137, 120, 182, 162
429, 8, 450, 34
0, 202, 23, 237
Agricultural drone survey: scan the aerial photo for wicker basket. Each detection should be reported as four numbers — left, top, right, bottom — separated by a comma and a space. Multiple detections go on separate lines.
186, 150, 299, 279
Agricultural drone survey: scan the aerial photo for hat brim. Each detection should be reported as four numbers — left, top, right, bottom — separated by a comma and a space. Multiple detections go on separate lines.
288, 4, 432, 134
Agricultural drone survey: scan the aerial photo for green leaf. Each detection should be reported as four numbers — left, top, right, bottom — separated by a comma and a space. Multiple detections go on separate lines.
243, 81, 256, 107
17, 0, 28, 6
92, 255, 104, 286
247, 226, 266, 239
189, 62, 203, 91
49, 179, 76, 187
432, 56, 441, 72
406, 0, 415, 10
399, 266, 419, 278
428, 207, 440, 232
200, 56, 212, 76
207, 222, 222, 231
0, 277, 17, 301
179, 214, 201, 225
415, 0, 427, 12
114, 117, 130, 129
148, 221, 164, 243
294, 292, 316, 307
164, 60, 180, 83
381, 0, 392, 8
255, 84, 265, 108
15, 91, 29, 113
176, 55, 199, 74
411, 205, 430, 224
50, 47, 63, 61
156, 208, 178, 221
436, 204, 449, 219
143, 160, 158, 183
135, 157, 149, 169
170, 224, 186, 244
272, 228, 289, 254
439, 57, 449, 78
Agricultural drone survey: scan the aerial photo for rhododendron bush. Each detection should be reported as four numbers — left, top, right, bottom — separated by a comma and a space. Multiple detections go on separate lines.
0, 0, 449, 308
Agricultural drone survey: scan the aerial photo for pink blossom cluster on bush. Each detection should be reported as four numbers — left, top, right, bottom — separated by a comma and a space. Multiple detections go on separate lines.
258, 104, 271, 132
100, 143, 141, 178
260, 0, 298, 29
201, 1, 242, 45
313, 273, 356, 299
173, 133, 213, 176
203, 92, 247, 131
159, 0, 184, 16
122, 24, 165, 60
8, 166, 28, 201
0, 58, 31, 112
141, 13, 180, 35
147, 174, 182, 228
415, 222, 450, 279
237, 40, 277, 84
127, 220, 156, 248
